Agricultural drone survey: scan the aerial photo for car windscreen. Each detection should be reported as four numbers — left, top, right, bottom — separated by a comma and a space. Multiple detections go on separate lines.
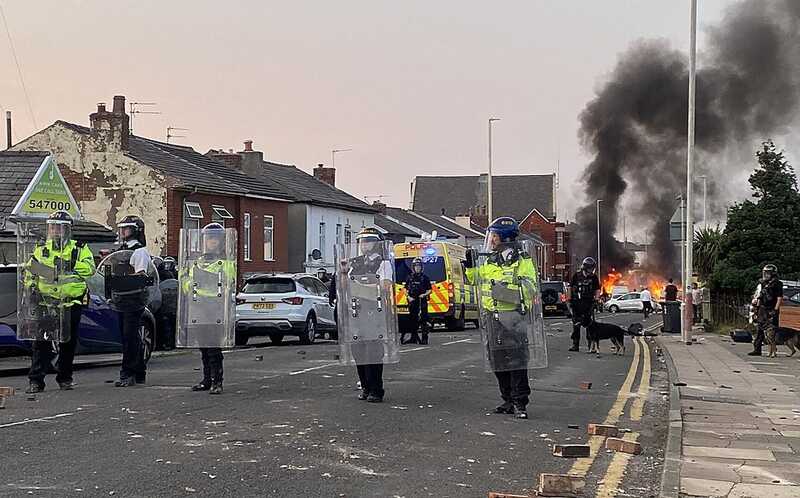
541, 282, 564, 293
0, 268, 16, 321
395, 257, 447, 283
242, 278, 296, 294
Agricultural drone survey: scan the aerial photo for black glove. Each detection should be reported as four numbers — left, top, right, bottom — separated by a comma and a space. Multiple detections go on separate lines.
465, 249, 476, 269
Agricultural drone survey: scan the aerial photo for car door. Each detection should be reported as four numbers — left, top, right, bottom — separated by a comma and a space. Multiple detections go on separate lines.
311, 278, 335, 327
624, 293, 642, 311
299, 277, 328, 326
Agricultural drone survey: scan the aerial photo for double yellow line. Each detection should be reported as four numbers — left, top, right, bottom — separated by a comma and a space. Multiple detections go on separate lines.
567, 336, 652, 497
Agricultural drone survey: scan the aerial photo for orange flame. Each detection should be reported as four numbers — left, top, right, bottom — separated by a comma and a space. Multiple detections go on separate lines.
602, 270, 624, 295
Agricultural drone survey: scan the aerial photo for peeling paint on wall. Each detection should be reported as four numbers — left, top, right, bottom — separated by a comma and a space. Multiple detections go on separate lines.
11, 123, 169, 254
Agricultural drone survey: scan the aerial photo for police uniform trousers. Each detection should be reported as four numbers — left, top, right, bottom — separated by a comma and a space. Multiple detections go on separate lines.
352, 341, 385, 398
407, 297, 429, 343
753, 309, 779, 354
494, 369, 531, 408
571, 301, 594, 347
200, 348, 224, 384
29, 304, 84, 386
119, 309, 147, 382
486, 317, 531, 408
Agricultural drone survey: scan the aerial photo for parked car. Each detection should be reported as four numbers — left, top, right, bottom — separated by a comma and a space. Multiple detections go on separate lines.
0, 263, 164, 363
235, 273, 337, 346
540, 281, 571, 317
604, 292, 660, 314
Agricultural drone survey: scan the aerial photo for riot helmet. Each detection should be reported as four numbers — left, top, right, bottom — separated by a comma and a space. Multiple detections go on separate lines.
355, 227, 384, 256
118, 215, 147, 247
412, 257, 424, 274
201, 223, 226, 258
762, 264, 778, 281
484, 217, 519, 252
162, 256, 177, 273
46, 210, 73, 247
581, 257, 597, 274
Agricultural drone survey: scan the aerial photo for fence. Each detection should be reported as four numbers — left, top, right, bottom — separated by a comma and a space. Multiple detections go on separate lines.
709, 290, 751, 329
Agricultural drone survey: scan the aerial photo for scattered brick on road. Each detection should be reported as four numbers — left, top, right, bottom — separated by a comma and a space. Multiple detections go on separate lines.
538, 474, 586, 497
606, 437, 642, 455
552, 444, 591, 458
587, 423, 619, 437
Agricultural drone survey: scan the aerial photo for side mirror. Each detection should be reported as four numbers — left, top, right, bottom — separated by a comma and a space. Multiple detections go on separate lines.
311, 249, 322, 261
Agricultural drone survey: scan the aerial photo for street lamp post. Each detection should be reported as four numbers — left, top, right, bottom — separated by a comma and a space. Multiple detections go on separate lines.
331, 148, 352, 169
488, 118, 500, 222
596, 199, 603, 275
684, 0, 698, 345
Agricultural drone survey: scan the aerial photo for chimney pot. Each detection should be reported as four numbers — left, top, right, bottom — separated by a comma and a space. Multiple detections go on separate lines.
97, 103, 106, 113
244, 140, 253, 152
112, 95, 125, 114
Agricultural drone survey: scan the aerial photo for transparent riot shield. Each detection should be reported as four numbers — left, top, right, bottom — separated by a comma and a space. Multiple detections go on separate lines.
88, 249, 160, 313
16, 221, 73, 342
175, 228, 237, 348
476, 239, 547, 372
334, 240, 399, 365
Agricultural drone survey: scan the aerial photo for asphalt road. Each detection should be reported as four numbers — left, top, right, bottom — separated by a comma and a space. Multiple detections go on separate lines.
0, 312, 668, 498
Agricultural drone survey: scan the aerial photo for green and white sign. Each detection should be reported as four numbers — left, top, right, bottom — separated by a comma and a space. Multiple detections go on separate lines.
11, 154, 81, 219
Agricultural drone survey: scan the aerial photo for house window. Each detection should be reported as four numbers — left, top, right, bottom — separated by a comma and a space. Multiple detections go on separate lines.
183, 201, 203, 251
336, 224, 342, 246
344, 224, 352, 244
556, 231, 565, 253
263, 215, 274, 261
243, 213, 251, 261
211, 205, 233, 228
319, 222, 326, 259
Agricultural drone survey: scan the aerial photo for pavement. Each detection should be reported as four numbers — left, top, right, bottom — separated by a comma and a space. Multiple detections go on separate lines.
0, 313, 667, 497
657, 330, 800, 498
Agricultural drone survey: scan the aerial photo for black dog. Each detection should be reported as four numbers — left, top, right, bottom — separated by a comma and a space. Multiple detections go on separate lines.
585, 319, 643, 355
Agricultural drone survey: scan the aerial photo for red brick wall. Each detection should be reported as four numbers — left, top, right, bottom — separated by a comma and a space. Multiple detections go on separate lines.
166, 189, 289, 285
521, 211, 571, 281
60, 166, 98, 202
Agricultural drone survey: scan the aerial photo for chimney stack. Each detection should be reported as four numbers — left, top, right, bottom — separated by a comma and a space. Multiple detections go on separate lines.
89, 96, 129, 151
372, 200, 387, 214
238, 140, 264, 178
313, 163, 336, 187
5, 111, 11, 149
244, 140, 253, 152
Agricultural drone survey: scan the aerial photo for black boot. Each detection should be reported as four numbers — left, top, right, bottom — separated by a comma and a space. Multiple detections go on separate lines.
209, 383, 223, 395
494, 402, 515, 414
25, 382, 44, 394
357, 389, 369, 401
192, 380, 211, 391
514, 404, 528, 419
747, 350, 762, 356
114, 378, 136, 387
568, 343, 579, 352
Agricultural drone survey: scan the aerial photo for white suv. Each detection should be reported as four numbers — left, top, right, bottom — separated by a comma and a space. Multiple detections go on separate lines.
605, 292, 661, 314
235, 273, 336, 346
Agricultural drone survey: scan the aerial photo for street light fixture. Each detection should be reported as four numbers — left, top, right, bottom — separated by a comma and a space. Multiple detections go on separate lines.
488, 118, 500, 222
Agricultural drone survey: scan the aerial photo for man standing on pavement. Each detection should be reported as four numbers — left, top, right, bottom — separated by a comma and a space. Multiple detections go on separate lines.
23, 211, 95, 393
691, 283, 703, 323
403, 257, 432, 345
749, 264, 783, 357
334, 228, 399, 403
665, 278, 679, 302
110, 215, 153, 387
567, 257, 601, 352
641, 287, 654, 320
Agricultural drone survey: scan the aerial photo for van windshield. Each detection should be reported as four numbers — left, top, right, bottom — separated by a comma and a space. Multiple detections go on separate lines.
395, 257, 446, 283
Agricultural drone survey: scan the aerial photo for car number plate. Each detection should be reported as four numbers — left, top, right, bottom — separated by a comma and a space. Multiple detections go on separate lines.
545, 305, 557, 310
253, 303, 275, 311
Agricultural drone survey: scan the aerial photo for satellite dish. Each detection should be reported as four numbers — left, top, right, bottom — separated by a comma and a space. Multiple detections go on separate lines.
310, 249, 322, 261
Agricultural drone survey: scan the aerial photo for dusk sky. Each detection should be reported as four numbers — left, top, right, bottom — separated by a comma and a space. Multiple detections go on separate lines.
0, 1, 731, 225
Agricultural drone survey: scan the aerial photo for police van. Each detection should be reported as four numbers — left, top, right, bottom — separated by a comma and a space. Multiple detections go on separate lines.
393, 241, 479, 331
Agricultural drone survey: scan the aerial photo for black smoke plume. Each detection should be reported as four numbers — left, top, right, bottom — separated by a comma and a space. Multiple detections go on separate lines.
573, 0, 800, 278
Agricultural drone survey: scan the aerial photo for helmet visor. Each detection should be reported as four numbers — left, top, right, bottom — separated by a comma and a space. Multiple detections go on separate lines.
46, 219, 71, 244
484, 230, 504, 253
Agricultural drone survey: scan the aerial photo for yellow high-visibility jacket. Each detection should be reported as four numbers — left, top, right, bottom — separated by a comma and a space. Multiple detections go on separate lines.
24, 240, 95, 307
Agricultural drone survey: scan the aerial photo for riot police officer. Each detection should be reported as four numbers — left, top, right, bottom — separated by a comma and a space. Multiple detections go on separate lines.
403, 257, 432, 345
749, 264, 783, 357
335, 227, 396, 403
24, 211, 95, 393
568, 257, 601, 352
466, 217, 541, 419
112, 215, 153, 387
179, 223, 237, 395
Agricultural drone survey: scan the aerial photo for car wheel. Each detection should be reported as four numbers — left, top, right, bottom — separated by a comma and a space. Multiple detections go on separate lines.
609, 305, 619, 314
300, 315, 317, 345
269, 333, 284, 345
140, 320, 155, 365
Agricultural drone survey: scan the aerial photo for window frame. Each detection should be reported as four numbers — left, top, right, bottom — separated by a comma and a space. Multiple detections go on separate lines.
319, 221, 326, 259
263, 215, 274, 261
556, 231, 565, 253
243, 213, 251, 261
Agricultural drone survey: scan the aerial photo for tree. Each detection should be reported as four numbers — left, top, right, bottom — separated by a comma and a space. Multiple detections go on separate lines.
710, 141, 800, 291
693, 225, 723, 282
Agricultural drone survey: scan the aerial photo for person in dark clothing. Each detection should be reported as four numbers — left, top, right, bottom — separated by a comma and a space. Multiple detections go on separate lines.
749, 264, 783, 357
336, 227, 396, 403
568, 257, 602, 352
402, 258, 432, 345
664, 279, 679, 302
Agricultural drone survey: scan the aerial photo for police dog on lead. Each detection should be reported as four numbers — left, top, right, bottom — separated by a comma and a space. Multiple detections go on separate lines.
585, 318, 644, 355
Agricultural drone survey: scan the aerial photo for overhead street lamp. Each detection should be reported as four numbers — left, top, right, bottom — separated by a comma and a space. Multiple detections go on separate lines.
488, 118, 500, 222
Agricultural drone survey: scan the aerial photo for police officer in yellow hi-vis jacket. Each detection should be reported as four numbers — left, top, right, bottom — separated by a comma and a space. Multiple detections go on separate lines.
178, 223, 237, 395
25, 211, 95, 393
466, 217, 539, 419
